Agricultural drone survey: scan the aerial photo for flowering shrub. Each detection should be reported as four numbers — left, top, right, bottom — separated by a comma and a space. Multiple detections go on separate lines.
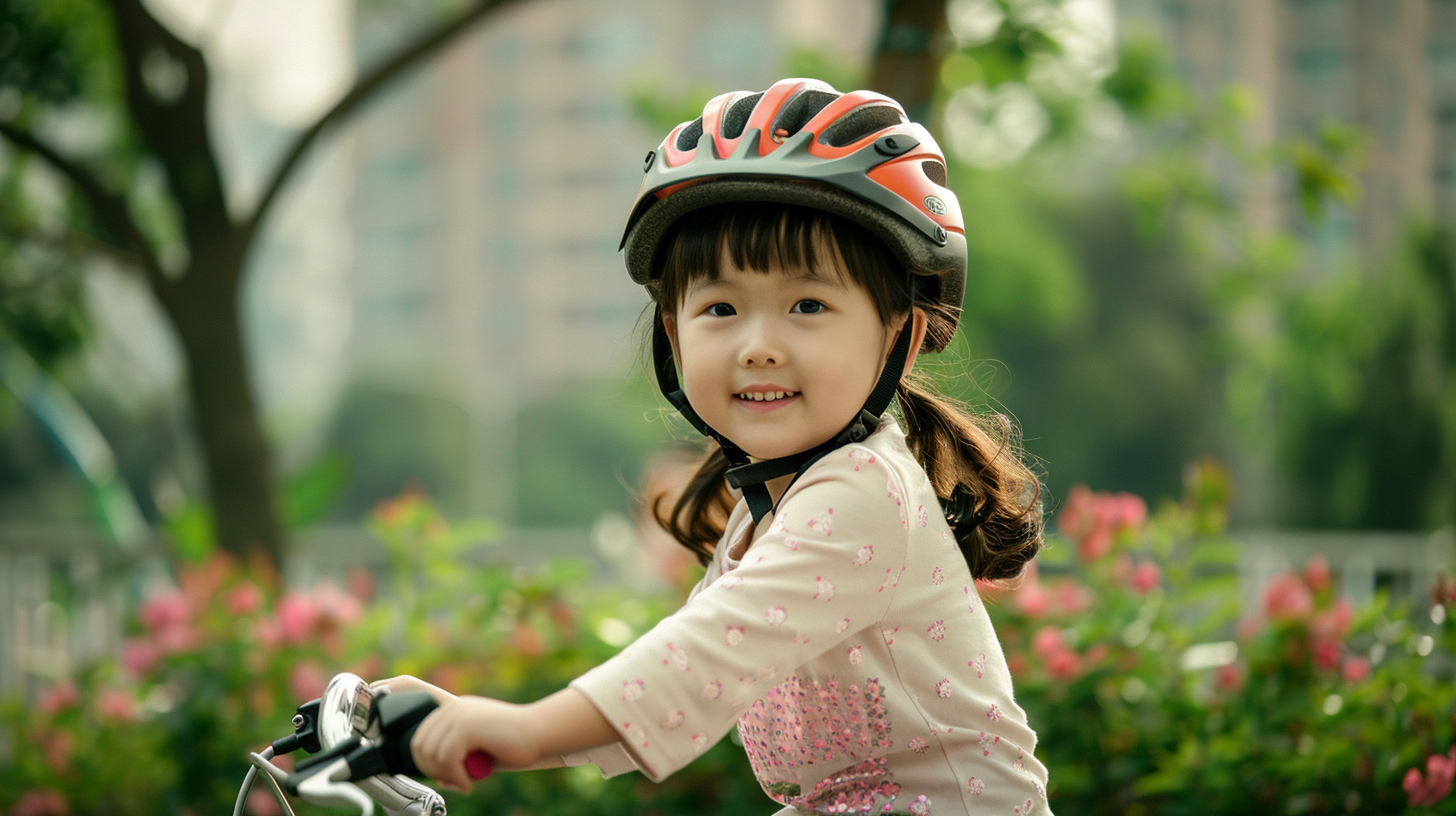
3, 477, 1454, 815
0, 493, 760, 816
982, 464, 1456, 814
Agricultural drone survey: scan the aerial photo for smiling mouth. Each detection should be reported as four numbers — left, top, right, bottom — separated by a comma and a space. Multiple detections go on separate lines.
735, 390, 800, 402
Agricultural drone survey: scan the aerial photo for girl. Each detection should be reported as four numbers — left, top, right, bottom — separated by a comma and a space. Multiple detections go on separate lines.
376, 78, 1052, 815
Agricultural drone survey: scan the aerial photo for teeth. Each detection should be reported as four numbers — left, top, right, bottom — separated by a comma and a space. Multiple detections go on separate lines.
738, 391, 797, 401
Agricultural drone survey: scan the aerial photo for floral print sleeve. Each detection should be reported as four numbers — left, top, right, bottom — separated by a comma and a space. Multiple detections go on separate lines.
570, 445, 909, 781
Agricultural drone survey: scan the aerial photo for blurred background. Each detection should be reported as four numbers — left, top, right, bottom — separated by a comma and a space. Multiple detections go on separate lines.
1, 0, 1455, 813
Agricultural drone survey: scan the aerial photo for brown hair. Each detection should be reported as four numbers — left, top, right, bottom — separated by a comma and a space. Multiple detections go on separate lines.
645, 203, 1043, 582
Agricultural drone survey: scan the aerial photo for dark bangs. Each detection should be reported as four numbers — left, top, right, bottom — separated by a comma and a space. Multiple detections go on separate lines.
654, 203, 912, 325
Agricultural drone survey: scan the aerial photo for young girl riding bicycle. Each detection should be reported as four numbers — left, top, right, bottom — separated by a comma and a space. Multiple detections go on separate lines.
376, 77, 1054, 816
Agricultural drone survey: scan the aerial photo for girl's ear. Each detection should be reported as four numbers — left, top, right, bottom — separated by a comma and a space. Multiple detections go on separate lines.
897, 308, 931, 377
661, 311, 682, 363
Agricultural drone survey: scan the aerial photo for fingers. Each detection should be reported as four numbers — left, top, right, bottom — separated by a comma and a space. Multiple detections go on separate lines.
411, 707, 476, 793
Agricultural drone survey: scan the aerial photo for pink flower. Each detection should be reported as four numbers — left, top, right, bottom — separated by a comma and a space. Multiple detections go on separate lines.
1405, 748, 1456, 807
41, 730, 73, 774
311, 581, 364, 628
1216, 663, 1245, 694
1057, 485, 1096, 539
227, 582, 264, 615
119, 639, 162, 678
246, 786, 282, 816
1032, 626, 1064, 658
154, 623, 203, 654
38, 681, 78, 716
1130, 561, 1161, 594
277, 592, 320, 645
1341, 656, 1371, 683
139, 590, 189, 633
1312, 637, 1342, 672
1046, 648, 1081, 681
11, 790, 69, 816
289, 661, 328, 702
1304, 555, 1331, 593
1311, 598, 1353, 641
1264, 572, 1313, 620
1078, 526, 1113, 562
347, 568, 377, 605
1052, 579, 1093, 615
1236, 617, 1261, 641
97, 688, 138, 722
1110, 492, 1147, 531
1015, 582, 1052, 618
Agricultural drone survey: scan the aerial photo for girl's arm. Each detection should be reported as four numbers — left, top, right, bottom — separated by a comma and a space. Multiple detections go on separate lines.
407, 685, 618, 792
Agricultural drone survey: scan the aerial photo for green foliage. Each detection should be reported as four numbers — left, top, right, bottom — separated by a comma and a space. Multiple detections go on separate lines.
0, 493, 759, 815
985, 465, 1456, 814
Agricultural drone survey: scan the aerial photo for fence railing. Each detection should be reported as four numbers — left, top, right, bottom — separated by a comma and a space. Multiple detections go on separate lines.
2, 523, 1451, 695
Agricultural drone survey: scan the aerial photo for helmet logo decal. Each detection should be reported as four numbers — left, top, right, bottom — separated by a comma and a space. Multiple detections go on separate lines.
771, 127, 790, 144
923, 195, 948, 216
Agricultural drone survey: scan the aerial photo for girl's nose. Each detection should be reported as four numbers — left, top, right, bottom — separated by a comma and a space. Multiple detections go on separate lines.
739, 322, 783, 368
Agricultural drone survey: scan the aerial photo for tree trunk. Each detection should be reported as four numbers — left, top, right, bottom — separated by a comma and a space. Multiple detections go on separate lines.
867, 0, 949, 121
163, 248, 284, 567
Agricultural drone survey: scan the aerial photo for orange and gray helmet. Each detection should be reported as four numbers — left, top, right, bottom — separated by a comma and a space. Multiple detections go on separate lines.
627, 78, 967, 523
621, 77, 966, 351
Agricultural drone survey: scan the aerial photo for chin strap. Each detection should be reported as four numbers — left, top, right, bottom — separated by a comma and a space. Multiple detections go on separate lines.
653, 305, 917, 525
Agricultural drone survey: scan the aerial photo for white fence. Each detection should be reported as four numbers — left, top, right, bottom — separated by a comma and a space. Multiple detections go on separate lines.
1, 524, 1451, 695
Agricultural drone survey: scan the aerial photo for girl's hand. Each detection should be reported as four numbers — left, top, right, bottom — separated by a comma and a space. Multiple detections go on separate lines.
369, 675, 456, 705
409, 696, 539, 793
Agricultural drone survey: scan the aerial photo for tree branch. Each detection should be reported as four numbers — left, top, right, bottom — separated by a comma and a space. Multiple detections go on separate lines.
0, 204, 150, 272
0, 120, 168, 288
242, 0, 525, 241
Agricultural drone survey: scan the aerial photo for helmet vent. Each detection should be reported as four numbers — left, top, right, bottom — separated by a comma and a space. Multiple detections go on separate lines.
772, 90, 839, 142
676, 117, 705, 151
921, 160, 947, 187
721, 93, 763, 140
821, 105, 905, 147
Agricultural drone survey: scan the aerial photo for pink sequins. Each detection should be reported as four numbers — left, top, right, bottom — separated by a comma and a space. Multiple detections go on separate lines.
720, 574, 742, 589
886, 479, 907, 525
910, 794, 931, 815
935, 678, 952, 698
662, 710, 685, 729
664, 642, 690, 671
785, 536, 799, 550
927, 620, 946, 641
701, 681, 722, 700
882, 627, 898, 646
814, 576, 836, 600
847, 449, 877, 471
931, 566, 944, 586
971, 653, 987, 678
917, 505, 929, 527
1015, 798, 1035, 815
964, 585, 979, 613
807, 508, 834, 535
847, 644, 863, 665
853, 545, 874, 566
967, 777, 985, 795
691, 733, 708, 752
987, 704, 1002, 722
836, 617, 851, 634
978, 731, 1000, 756
725, 625, 744, 647
739, 675, 898, 812
622, 680, 644, 702
622, 721, 648, 748
765, 606, 788, 626
908, 736, 928, 754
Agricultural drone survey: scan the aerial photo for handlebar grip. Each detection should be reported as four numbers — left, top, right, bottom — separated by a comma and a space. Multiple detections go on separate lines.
465, 751, 493, 780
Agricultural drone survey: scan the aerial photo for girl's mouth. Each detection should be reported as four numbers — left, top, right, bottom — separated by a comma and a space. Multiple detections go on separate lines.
734, 390, 800, 402
733, 390, 801, 412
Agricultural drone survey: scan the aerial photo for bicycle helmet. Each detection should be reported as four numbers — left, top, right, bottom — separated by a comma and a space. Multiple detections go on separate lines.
625, 78, 968, 522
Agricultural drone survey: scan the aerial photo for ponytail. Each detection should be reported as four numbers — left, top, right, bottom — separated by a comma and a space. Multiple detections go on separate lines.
652, 445, 735, 567
895, 374, 1044, 583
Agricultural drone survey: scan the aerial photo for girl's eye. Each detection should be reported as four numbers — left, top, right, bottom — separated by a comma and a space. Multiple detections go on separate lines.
706, 303, 736, 317
793, 300, 825, 314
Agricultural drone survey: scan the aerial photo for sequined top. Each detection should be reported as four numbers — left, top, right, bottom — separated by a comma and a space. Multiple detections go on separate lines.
569, 418, 1052, 815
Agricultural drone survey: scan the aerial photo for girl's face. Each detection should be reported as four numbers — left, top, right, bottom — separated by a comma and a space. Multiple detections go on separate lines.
665, 248, 923, 461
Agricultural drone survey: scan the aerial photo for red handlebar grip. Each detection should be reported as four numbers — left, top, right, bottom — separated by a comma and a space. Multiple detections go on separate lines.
465, 751, 493, 780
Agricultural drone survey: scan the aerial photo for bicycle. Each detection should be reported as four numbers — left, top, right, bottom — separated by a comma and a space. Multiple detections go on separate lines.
236, 672, 493, 816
